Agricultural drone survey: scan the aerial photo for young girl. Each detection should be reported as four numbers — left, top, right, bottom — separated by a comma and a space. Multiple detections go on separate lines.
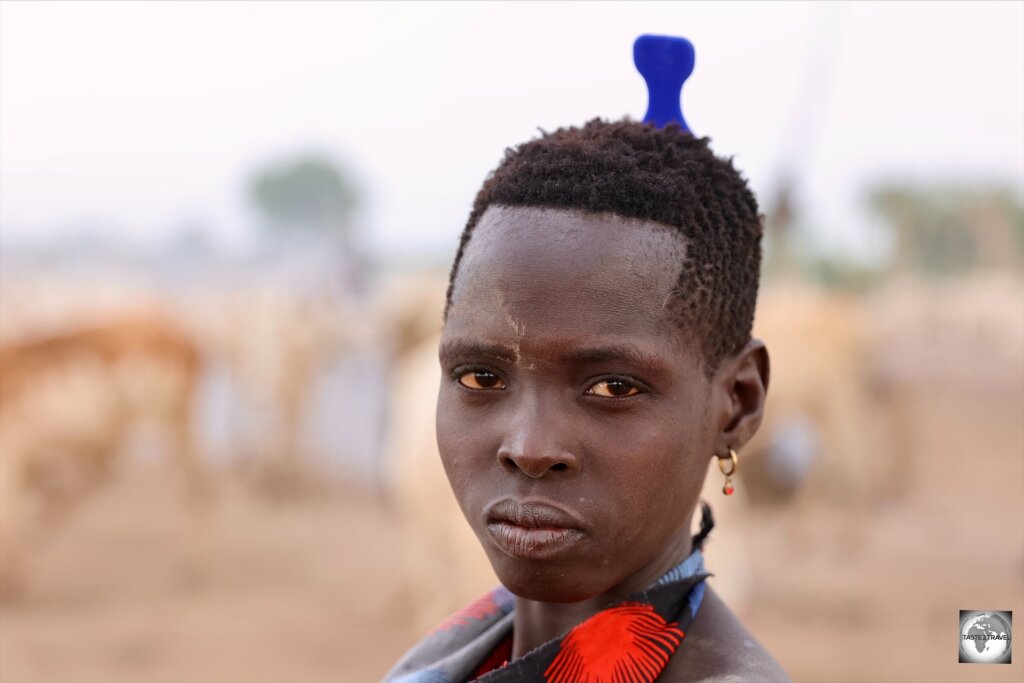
384, 120, 790, 683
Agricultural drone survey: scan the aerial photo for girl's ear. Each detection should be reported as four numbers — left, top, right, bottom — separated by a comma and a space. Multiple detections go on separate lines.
710, 338, 770, 455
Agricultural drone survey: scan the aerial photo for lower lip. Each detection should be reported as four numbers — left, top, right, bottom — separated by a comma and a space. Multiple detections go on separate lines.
486, 522, 585, 560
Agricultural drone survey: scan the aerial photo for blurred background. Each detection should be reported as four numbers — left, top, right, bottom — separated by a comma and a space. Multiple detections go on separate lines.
0, 2, 1021, 682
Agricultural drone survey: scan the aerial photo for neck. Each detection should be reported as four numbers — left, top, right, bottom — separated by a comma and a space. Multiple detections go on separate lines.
510, 529, 693, 659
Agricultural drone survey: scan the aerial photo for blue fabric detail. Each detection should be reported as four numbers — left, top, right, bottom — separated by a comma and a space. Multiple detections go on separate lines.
655, 548, 704, 587
391, 668, 452, 683
687, 579, 706, 619
491, 586, 515, 613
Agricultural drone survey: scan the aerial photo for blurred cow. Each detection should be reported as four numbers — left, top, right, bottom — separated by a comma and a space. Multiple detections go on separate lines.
0, 313, 212, 596
196, 287, 364, 489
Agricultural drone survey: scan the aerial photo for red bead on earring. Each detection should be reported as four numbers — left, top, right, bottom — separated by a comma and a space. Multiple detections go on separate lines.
718, 449, 738, 496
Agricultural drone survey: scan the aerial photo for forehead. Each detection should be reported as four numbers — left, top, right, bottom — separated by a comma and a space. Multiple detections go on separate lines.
447, 206, 689, 348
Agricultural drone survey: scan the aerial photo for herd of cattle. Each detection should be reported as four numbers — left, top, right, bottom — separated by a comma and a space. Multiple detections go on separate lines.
0, 270, 1020, 635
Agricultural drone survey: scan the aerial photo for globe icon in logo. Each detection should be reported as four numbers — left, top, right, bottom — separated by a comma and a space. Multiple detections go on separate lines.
960, 611, 1012, 664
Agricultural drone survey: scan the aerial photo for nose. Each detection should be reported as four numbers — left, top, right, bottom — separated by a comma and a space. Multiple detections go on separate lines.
497, 401, 580, 478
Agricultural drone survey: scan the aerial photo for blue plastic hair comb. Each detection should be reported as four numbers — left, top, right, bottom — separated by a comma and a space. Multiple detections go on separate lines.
633, 34, 695, 132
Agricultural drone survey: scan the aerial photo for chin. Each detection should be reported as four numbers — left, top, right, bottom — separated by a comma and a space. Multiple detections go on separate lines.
489, 556, 603, 603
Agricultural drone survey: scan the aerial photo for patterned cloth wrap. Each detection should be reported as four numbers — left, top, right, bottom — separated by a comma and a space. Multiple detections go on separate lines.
383, 547, 710, 683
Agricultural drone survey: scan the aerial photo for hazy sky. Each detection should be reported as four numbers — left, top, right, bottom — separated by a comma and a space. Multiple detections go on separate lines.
1, 1, 1022, 260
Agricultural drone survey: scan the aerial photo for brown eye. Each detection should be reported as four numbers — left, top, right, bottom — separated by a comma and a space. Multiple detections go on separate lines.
457, 370, 506, 390
587, 380, 640, 398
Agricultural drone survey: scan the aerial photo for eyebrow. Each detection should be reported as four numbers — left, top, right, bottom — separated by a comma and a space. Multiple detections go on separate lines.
562, 344, 666, 373
439, 340, 519, 363
440, 339, 666, 373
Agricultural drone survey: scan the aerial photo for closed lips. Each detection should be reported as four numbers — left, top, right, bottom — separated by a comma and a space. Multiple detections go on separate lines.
485, 499, 586, 530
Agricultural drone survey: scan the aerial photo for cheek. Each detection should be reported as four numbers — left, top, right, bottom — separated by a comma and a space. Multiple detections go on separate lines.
594, 413, 707, 533
435, 389, 494, 507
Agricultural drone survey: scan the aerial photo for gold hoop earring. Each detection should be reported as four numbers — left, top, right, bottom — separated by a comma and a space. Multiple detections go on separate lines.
718, 448, 738, 496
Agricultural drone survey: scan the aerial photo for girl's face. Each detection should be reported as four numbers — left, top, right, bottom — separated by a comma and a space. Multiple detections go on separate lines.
438, 206, 717, 603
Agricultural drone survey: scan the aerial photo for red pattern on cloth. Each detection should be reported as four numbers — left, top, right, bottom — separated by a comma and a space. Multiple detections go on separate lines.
431, 590, 506, 635
544, 603, 684, 683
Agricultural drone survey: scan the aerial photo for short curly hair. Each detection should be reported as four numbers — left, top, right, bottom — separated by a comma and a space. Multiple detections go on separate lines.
444, 118, 763, 370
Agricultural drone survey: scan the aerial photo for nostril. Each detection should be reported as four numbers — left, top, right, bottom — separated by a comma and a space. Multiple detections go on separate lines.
498, 451, 574, 476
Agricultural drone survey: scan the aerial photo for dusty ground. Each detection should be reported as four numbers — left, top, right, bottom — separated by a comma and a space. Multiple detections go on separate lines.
0, 464, 412, 683
0, 384, 1021, 683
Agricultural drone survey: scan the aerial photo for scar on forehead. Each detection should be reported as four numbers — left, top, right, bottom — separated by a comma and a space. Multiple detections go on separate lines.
508, 314, 524, 337
447, 280, 524, 360
493, 288, 525, 363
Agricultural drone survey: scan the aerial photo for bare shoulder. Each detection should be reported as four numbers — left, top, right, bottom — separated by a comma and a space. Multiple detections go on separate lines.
661, 586, 792, 683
